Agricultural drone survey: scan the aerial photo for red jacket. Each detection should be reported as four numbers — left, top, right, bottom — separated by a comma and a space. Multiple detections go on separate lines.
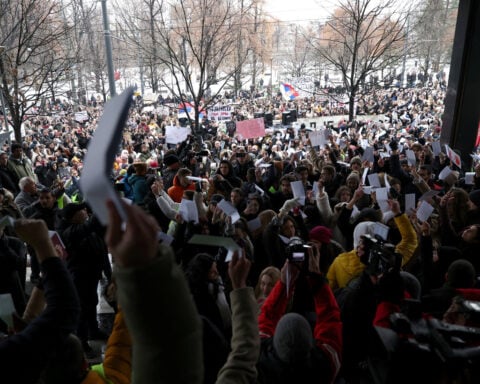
258, 276, 343, 383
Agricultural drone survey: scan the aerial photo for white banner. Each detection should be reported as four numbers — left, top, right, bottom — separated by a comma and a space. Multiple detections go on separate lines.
208, 105, 232, 121
165, 125, 192, 144
74, 111, 89, 123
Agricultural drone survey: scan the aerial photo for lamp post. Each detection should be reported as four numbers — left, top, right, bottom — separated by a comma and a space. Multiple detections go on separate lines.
100, 0, 116, 98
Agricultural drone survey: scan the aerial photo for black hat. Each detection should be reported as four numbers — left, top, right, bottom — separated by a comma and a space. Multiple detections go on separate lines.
163, 154, 180, 166
469, 189, 480, 208
61, 202, 87, 221
209, 194, 224, 204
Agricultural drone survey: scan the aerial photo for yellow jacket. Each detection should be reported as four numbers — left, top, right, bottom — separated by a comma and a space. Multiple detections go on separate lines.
327, 213, 418, 290
82, 310, 132, 384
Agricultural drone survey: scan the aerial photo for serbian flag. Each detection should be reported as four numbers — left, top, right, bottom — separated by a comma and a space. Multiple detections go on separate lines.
178, 102, 204, 120
280, 82, 299, 101
445, 144, 462, 169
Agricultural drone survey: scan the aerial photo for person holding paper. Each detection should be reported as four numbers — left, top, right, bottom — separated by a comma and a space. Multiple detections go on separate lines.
0, 218, 80, 384
106, 200, 260, 384
257, 255, 342, 384
327, 200, 417, 291
167, 167, 196, 203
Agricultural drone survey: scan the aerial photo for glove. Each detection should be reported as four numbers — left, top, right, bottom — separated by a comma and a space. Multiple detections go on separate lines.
279, 197, 300, 216
378, 270, 404, 305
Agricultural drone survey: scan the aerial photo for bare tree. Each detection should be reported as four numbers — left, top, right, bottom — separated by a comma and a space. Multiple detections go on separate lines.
281, 24, 317, 79
0, 0, 77, 142
311, 0, 410, 121
411, 0, 458, 82
116, 0, 254, 133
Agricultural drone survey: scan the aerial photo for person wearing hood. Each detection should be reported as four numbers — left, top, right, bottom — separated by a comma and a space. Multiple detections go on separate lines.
167, 167, 196, 203
327, 199, 418, 292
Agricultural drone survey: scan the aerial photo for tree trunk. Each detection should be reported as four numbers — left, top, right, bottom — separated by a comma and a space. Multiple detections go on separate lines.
349, 93, 355, 122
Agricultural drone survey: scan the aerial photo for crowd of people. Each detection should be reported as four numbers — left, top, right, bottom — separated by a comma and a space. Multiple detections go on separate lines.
1, 83, 480, 383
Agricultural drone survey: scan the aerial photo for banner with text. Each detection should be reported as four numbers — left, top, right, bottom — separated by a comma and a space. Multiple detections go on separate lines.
208, 105, 232, 121
235, 118, 265, 140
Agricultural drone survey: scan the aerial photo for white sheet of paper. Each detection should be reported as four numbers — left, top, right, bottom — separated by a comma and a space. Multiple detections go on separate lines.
362, 167, 369, 184
187, 176, 204, 182
278, 234, 291, 244
368, 173, 382, 188
384, 174, 391, 190
373, 222, 390, 241
362, 186, 372, 195
79, 87, 134, 225
188, 234, 240, 262
419, 190, 440, 202
309, 130, 326, 148
378, 200, 390, 213
291, 180, 306, 206
312, 182, 319, 198
375, 187, 389, 201
351, 205, 360, 220
438, 166, 452, 180
416, 201, 435, 222
465, 172, 475, 185
179, 199, 199, 224
432, 141, 441, 156
406, 149, 416, 166
254, 184, 265, 196
362, 147, 374, 163
217, 199, 241, 224
405, 193, 416, 215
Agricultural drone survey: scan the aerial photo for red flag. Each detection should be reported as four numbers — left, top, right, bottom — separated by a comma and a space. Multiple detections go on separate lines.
476, 120, 480, 147
235, 118, 265, 140
114, 70, 121, 81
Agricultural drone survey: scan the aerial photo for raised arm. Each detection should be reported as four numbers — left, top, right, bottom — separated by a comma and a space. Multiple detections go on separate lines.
216, 251, 260, 384
106, 201, 203, 384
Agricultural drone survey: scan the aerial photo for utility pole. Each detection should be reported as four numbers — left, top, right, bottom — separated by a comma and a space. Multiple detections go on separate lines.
100, 0, 116, 97
401, 14, 410, 88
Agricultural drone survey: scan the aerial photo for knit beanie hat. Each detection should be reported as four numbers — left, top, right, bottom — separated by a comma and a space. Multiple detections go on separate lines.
309, 226, 333, 244
273, 313, 313, 363
353, 221, 376, 248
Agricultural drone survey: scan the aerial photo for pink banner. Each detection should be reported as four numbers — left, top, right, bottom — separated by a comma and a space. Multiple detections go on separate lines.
235, 118, 265, 140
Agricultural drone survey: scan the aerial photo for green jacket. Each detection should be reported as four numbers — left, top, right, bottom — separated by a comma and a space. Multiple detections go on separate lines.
7, 156, 36, 183
216, 287, 260, 384
115, 247, 204, 384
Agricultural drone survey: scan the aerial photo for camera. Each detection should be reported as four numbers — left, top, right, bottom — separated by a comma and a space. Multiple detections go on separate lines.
361, 234, 400, 275
286, 237, 307, 263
